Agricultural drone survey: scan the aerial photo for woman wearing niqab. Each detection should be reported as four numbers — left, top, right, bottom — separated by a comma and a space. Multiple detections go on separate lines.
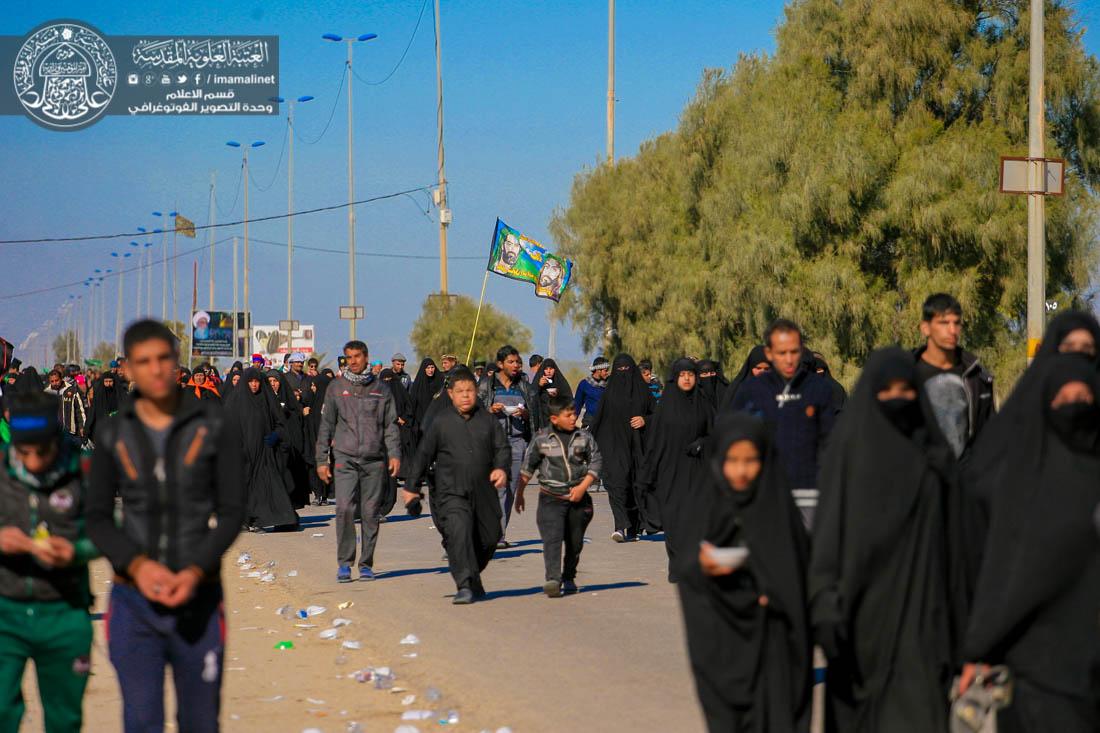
589, 354, 656, 539
808, 347, 953, 733
961, 354, 1099, 732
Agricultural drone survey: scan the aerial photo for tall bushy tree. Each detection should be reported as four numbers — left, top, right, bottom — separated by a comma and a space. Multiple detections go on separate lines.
551, 0, 1100, 387
410, 294, 532, 364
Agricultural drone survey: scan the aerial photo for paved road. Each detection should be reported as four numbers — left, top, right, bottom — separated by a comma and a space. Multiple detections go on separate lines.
21, 489, 706, 732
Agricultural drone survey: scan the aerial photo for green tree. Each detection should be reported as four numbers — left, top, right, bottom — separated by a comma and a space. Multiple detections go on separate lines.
90, 342, 117, 366
551, 0, 1100, 389
410, 294, 532, 364
51, 329, 81, 365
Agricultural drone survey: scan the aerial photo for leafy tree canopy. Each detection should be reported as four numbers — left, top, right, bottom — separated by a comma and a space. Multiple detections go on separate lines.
551, 0, 1100, 388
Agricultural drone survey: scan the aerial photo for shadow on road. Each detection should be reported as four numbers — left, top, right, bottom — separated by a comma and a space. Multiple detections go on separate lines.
467, 580, 649, 601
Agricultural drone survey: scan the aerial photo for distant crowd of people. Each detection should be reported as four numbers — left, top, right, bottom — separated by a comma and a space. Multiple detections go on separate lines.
0, 293, 1097, 732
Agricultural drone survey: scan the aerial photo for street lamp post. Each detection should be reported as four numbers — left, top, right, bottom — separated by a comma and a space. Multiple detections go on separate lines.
110, 252, 132, 354
269, 94, 314, 322
323, 32, 377, 340
226, 141, 264, 353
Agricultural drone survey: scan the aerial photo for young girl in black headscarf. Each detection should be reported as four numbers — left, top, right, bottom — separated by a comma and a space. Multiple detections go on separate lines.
809, 347, 954, 733
532, 358, 573, 430
959, 354, 1099, 731
589, 354, 656, 541
676, 413, 811, 733
640, 358, 713, 580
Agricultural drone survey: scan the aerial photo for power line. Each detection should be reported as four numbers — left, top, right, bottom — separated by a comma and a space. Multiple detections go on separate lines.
250, 236, 483, 260
215, 160, 244, 218
296, 63, 347, 145
248, 120, 290, 192
0, 236, 237, 301
0, 185, 435, 245
354, 0, 430, 87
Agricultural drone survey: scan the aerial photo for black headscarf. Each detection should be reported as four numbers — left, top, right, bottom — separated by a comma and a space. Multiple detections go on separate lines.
696, 359, 728, 410
808, 347, 955, 731
533, 358, 573, 430
222, 368, 297, 528
83, 374, 125, 443
13, 368, 44, 395
962, 355, 1100, 699
725, 345, 768, 408
967, 310, 1100, 490
380, 368, 412, 421
676, 413, 811, 727
409, 358, 444, 427
639, 358, 714, 565
589, 354, 656, 487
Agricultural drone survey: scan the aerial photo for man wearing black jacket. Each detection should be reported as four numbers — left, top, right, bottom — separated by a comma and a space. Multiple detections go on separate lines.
728, 319, 839, 527
913, 293, 995, 459
87, 320, 243, 733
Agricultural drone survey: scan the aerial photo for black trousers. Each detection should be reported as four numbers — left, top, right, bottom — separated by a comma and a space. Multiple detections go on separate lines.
605, 481, 640, 535
536, 492, 594, 582
432, 486, 501, 592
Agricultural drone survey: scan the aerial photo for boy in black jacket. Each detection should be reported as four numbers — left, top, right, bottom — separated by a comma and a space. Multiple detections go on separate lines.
0, 391, 98, 733
515, 394, 602, 597
405, 368, 510, 605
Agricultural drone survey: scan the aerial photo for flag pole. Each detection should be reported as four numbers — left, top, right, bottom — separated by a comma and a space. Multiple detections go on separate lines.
465, 271, 490, 366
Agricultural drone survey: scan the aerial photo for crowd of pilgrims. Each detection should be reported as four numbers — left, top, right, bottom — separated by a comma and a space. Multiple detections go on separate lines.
1, 296, 1098, 733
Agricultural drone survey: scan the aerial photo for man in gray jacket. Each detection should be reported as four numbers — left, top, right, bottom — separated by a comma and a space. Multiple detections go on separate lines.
316, 340, 401, 583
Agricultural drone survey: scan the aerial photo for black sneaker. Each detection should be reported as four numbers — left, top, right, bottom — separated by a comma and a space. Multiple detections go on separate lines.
562, 579, 578, 594
406, 497, 423, 517
543, 580, 563, 598
453, 588, 475, 605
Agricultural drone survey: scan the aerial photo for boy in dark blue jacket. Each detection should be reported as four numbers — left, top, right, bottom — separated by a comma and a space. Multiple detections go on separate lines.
728, 319, 838, 527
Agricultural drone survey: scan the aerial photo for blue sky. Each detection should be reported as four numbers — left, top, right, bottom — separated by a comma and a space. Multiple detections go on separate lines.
2, 1, 1099, 366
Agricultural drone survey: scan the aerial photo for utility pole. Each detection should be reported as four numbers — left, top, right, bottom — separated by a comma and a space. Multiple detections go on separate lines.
172, 205, 179, 327
233, 236, 239, 361
346, 40, 357, 340
208, 172, 216, 309
115, 268, 124, 355
288, 100, 296, 321
1026, 0, 1046, 360
243, 152, 251, 345
435, 0, 450, 294
161, 218, 168, 320
607, 0, 615, 163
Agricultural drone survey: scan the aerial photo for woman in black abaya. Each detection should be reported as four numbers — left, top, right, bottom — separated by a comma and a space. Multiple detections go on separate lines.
960, 354, 1099, 732
408, 358, 444, 435
589, 354, 656, 540
223, 368, 298, 531
265, 369, 310, 509
696, 359, 728, 410
83, 373, 125, 444
379, 368, 414, 516
304, 372, 333, 504
808, 347, 953, 733
532, 358, 573, 430
640, 358, 713, 580
676, 413, 811, 733
724, 346, 770, 409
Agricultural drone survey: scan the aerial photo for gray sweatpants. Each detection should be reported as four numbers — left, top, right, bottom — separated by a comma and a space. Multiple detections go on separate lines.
498, 436, 527, 538
334, 453, 386, 569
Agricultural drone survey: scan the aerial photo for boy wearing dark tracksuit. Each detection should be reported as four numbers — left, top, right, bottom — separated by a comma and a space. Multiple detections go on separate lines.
87, 321, 244, 733
0, 393, 98, 733
515, 394, 602, 597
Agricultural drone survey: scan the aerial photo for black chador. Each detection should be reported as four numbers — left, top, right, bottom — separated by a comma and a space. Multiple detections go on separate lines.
222, 368, 298, 530
962, 354, 1100, 732
808, 347, 953, 733
676, 414, 811, 733
640, 358, 713, 580
406, 388, 511, 598
589, 354, 656, 537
